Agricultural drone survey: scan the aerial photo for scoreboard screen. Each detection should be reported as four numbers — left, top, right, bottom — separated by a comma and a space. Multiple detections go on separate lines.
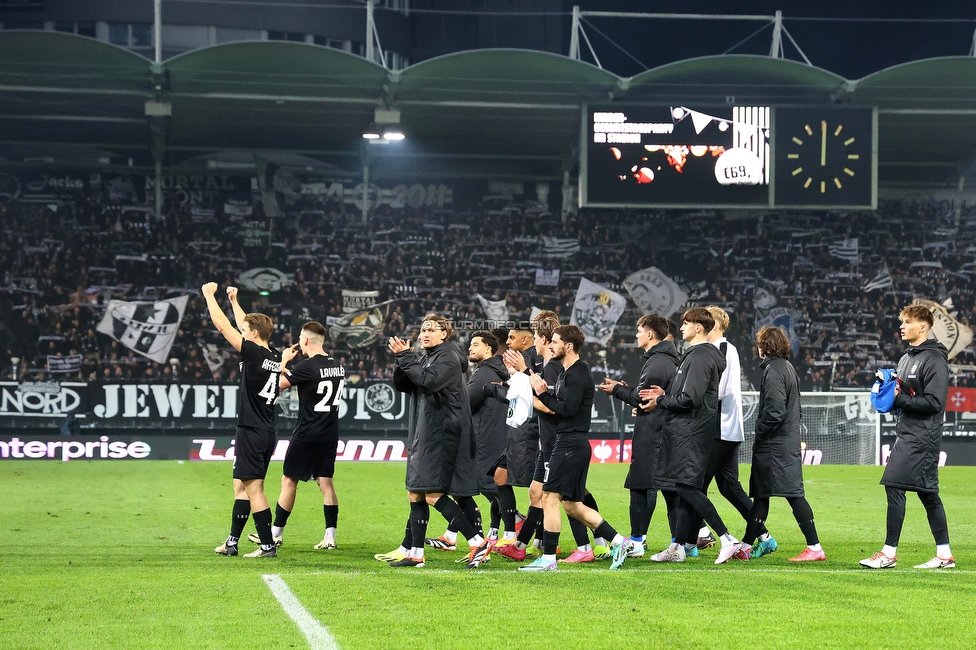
581, 104, 771, 208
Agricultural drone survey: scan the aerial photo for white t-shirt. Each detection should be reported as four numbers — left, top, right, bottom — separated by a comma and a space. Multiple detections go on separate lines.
713, 336, 744, 442
505, 372, 534, 428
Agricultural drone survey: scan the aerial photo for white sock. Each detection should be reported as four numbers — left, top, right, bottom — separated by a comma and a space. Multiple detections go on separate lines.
698, 526, 710, 538
409, 547, 423, 559
443, 530, 458, 544
881, 545, 897, 557
759, 532, 771, 542
397, 545, 409, 555
594, 537, 608, 547
808, 543, 822, 552
513, 541, 527, 551
532, 539, 543, 549
720, 533, 739, 548
271, 525, 284, 539
542, 553, 556, 562
324, 527, 336, 541
503, 531, 517, 540
610, 534, 626, 547
467, 535, 484, 548
487, 527, 499, 539
936, 544, 952, 559
577, 543, 592, 553
684, 543, 696, 552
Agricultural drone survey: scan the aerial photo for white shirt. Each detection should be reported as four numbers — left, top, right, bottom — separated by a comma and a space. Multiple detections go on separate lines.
713, 336, 745, 442
505, 372, 534, 428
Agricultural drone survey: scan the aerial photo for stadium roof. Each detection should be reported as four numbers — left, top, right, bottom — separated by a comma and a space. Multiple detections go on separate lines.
1, 30, 975, 188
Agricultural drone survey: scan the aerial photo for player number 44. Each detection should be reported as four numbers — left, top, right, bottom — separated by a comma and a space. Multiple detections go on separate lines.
314, 379, 346, 412
258, 373, 279, 405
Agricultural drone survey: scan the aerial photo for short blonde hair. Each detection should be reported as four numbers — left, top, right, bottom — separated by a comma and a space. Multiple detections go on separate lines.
706, 306, 729, 333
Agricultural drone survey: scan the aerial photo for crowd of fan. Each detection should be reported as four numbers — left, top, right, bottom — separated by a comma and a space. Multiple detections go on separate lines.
2, 180, 975, 392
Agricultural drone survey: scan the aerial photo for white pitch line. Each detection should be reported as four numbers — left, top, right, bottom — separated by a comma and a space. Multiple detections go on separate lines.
263, 574, 341, 650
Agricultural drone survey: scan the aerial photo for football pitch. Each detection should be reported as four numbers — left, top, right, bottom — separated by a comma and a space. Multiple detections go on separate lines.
4, 460, 975, 649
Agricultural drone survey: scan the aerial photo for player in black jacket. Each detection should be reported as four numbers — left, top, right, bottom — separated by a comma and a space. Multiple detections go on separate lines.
738, 326, 824, 563
642, 308, 743, 565
205, 283, 281, 559
379, 314, 492, 569
601, 314, 679, 558
246, 321, 345, 552
861, 304, 954, 569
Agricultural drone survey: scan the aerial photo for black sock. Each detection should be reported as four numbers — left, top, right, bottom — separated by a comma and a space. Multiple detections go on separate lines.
789, 497, 819, 546
456, 496, 482, 534
433, 495, 479, 542
229, 499, 250, 541
409, 502, 429, 550
568, 511, 590, 547
517, 506, 544, 545
400, 514, 412, 549
593, 519, 617, 543
324, 504, 339, 530
743, 498, 770, 546
497, 485, 517, 533
543, 529, 559, 556
273, 503, 291, 529
488, 493, 501, 531
629, 489, 649, 539
253, 508, 273, 546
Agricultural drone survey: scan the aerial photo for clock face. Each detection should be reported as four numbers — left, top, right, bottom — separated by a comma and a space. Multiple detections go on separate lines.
773, 107, 876, 208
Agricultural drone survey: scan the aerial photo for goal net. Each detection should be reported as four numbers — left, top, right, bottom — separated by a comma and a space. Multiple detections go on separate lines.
738, 391, 878, 465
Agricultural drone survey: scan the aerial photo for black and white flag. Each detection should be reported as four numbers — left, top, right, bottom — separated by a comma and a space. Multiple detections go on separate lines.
863, 264, 893, 292
96, 296, 188, 363
542, 237, 580, 258
571, 278, 627, 346
828, 238, 859, 264
475, 294, 509, 324
199, 342, 233, 375
237, 267, 294, 292
622, 267, 688, 317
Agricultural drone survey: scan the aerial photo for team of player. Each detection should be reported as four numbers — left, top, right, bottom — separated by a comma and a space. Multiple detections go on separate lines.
203, 281, 954, 570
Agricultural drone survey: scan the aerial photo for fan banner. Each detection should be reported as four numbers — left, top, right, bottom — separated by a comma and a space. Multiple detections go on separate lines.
570, 278, 627, 346
475, 294, 509, 324
342, 289, 380, 314
912, 298, 973, 360
622, 267, 688, 317
95, 296, 188, 363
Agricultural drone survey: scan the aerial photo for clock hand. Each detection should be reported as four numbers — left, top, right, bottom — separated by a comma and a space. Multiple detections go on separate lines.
821, 120, 827, 167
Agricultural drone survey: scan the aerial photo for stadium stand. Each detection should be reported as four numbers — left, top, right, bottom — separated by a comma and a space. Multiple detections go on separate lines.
2, 183, 975, 391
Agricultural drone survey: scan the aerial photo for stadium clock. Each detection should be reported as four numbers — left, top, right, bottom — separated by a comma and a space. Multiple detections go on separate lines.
772, 106, 877, 209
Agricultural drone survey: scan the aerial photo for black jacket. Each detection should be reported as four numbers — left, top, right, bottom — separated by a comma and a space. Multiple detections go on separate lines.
658, 341, 727, 489
612, 341, 680, 490
393, 341, 472, 494
881, 338, 949, 493
750, 356, 804, 498
468, 355, 511, 492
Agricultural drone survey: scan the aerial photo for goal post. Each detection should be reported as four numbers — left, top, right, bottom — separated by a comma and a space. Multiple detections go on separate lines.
738, 391, 878, 465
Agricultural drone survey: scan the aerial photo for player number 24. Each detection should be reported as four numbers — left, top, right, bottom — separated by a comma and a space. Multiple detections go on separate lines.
315, 379, 346, 412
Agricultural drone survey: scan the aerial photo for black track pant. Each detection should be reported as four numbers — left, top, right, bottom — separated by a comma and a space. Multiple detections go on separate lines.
885, 486, 949, 546
674, 483, 728, 545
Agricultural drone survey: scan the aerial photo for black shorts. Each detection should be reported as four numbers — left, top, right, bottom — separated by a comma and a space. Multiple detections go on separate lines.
282, 434, 338, 481
532, 450, 553, 484
233, 425, 276, 480
542, 434, 591, 503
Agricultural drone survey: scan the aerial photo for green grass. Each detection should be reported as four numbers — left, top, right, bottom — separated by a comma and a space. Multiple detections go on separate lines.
3, 460, 975, 649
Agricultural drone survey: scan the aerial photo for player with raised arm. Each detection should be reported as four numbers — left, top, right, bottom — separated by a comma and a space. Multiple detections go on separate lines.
205, 283, 281, 559
246, 321, 345, 551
